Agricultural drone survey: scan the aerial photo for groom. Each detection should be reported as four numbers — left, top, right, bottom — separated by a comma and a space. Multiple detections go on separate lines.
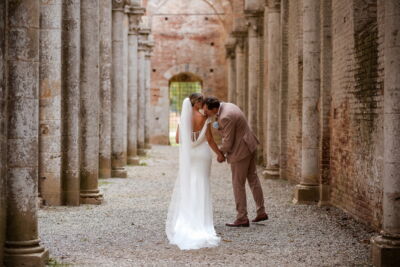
203, 97, 268, 227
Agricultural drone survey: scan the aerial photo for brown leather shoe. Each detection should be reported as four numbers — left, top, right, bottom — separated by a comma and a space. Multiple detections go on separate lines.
252, 213, 269, 223
226, 219, 250, 227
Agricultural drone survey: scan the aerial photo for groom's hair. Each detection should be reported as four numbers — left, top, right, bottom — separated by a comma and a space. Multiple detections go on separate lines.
203, 97, 220, 110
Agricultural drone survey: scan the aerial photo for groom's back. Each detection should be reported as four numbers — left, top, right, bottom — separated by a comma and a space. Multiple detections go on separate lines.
220, 102, 259, 163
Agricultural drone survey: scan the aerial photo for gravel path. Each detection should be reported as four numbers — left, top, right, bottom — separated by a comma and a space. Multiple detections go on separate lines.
40, 145, 375, 266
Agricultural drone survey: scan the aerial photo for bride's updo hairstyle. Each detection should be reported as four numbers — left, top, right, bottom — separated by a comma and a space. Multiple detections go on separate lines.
189, 93, 204, 107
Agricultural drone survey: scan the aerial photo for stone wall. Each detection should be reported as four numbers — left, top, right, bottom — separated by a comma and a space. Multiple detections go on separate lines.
330, 0, 384, 229
284, 0, 303, 184
0, 1, 6, 263
226, 1, 400, 262
148, 0, 230, 144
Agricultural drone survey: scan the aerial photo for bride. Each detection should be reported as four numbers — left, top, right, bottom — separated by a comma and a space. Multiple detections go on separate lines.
166, 93, 223, 250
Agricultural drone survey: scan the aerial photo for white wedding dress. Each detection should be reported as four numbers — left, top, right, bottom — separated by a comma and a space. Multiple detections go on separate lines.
166, 98, 220, 250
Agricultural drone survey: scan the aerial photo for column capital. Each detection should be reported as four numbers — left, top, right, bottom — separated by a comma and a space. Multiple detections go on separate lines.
266, 0, 281, 11
127, 6, 146, 34
112, 0, 129, 11
244, 0, 264, 13
245, 14, 263, 35
225, 37, 236, 58
138, 40, 147, 52
231, 30, 247, 49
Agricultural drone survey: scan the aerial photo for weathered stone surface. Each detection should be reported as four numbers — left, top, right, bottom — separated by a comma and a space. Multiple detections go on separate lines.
137, 36, 147, 154
39, 0, 62, 206
246, 14, 262, 135
127, 7, 144, 165
371, 1, 400, 265
99, 0, 113, 178
144, 40, 153, 149
111, 3, 128, 177
80, 0, 103, 204
0, 1, 6, 264
148, 0, 229, 143
5, 1, 48, 265
61, 0, 81, 206
263, 5, 281, 178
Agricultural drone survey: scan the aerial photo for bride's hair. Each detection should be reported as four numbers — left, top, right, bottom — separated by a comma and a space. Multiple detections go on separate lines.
189, 93, 204, 107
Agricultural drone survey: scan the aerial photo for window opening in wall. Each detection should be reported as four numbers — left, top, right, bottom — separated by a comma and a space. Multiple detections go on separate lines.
169, 72, 202, 145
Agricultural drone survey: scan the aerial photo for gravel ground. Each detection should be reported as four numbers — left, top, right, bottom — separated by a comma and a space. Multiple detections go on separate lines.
40, 145, 375, 266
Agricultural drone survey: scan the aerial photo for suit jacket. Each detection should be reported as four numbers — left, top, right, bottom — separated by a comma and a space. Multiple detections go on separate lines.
217, 102, 260, 163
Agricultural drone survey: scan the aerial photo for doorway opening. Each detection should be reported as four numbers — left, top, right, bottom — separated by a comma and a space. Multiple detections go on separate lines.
169, 72, 203, 145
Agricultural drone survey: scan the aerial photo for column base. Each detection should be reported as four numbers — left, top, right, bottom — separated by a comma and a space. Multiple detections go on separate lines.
99, 168, 111, 179
145, 143, 152, 149
137, 148, 147, 156
293, 184, 319, 204
111, 167, 127, 178
262, 167, 280, 179
127, 156, 140, 165
5, 240, 49, 267
318, 184, 330, 207
80, 190, 103, 205
371, 234, 400, 267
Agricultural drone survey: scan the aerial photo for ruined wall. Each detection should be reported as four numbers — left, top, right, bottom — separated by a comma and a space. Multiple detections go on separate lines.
284, 0, 303, 183
148, 0, 230, 144
0, 1, 6, 263
330, 0, 384, 228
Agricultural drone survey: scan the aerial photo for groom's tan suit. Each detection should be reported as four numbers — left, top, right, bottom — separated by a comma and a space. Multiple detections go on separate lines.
217, 102, 266, 222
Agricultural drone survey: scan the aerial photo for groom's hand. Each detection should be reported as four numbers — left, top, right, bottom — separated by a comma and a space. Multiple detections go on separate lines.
217, 154, 225, 163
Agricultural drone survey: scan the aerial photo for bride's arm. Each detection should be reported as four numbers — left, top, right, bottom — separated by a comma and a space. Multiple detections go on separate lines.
206, 124, 224, 158
175, 124, 179, 144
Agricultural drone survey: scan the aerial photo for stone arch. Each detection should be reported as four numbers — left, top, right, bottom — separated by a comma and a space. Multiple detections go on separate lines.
163, 64, 207, 84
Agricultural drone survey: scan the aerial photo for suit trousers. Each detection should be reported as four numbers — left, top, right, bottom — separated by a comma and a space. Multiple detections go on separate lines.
230, 151, 266, 221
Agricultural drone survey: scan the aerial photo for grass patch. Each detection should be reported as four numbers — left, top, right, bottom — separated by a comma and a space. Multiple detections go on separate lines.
99, 180, 112, 186
47, 258, 72, 266
139, 162, 148, 166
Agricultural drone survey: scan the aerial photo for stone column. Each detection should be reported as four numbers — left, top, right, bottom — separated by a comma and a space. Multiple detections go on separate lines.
80, 0, 103, 204
4, 1, 49, 265
144, 40, 154, 149
293, 0, 320, 204
61, 0, 81, 206
233, 31, 247, 112
371, 0, 400, 265
127, 5, 144, 165
137, 26, 149, 156
39, 0, 63, 205
225, 38, 236, 104
263, 3, 281, 178
111, 0, 128, 177
99, 0, 112, 178
246, 13, 262, 134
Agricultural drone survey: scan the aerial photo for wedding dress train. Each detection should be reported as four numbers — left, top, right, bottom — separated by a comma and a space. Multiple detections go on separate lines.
166, 98, 220, 250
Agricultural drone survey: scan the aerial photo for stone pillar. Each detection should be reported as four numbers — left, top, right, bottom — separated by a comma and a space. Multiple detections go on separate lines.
279, 0, 289, 180
137, 26, 149, 156
127, 5, 144, 165
0, 1, 6, 264
318, 0, 332, 206
99, 0, 113, 178
80, 0, 103, 204
61, 0, 81, 206
144, 39, 154, 149
293, 0, 320, 204
4, 1, 49, 265
225, 38, 236, 104
263, 3, 281, 178
111, 0, 128, 177
246, 13, 262, 134
371, 1, 400, 265
39, 0, 63, 205
233, 31, 247, 112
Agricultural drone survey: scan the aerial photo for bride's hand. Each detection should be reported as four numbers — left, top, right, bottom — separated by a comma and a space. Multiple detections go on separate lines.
217, 152, 225, 163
